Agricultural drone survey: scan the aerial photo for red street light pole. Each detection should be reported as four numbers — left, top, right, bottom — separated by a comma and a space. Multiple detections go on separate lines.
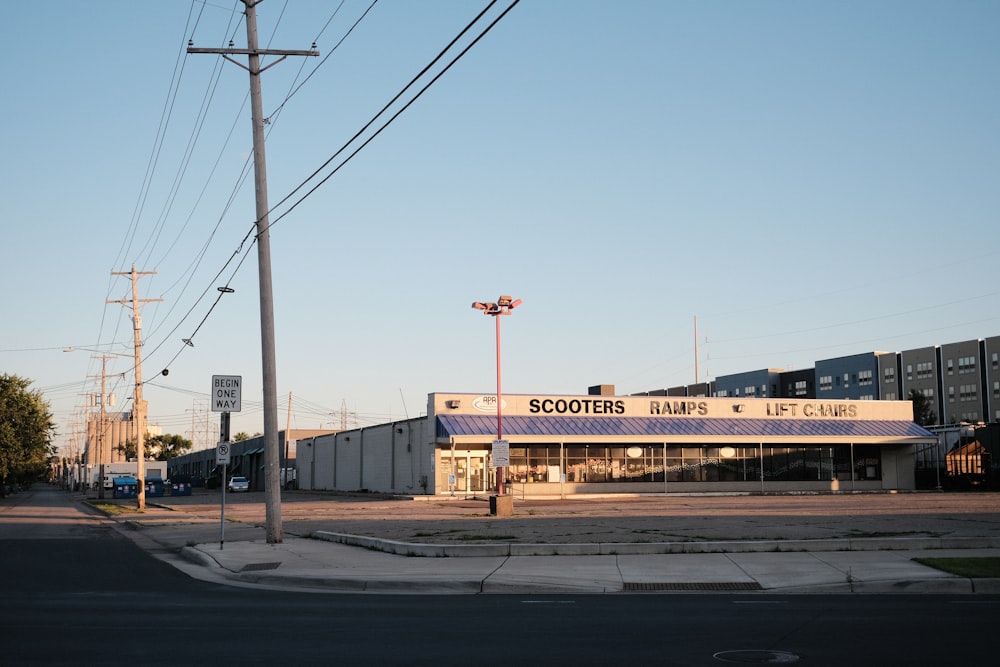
471, 296, 522, 496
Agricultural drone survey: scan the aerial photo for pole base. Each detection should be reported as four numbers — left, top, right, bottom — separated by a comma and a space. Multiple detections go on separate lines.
489, 494, 514, 517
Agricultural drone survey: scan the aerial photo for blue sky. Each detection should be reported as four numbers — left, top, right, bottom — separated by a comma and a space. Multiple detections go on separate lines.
2, 1, 998, 455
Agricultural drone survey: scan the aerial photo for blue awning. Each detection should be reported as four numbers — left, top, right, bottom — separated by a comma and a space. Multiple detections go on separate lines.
436, 414, 936, 444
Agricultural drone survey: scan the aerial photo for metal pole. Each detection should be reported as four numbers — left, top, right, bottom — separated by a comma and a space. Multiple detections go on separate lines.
935, 437, 942, 490
495, 311, 503, 496
759, 442, 765, 494
850, 442, 856, 491
560, 440, 565, 500
663, 443, 668, 495
220, 462, 226, 550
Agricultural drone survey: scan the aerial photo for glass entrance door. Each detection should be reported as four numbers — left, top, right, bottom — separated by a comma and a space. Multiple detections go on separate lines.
438, 450, 490, 495
468, 456, 485, 493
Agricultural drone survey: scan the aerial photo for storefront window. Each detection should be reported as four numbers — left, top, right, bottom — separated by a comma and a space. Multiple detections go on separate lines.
565, 446, 587, 482
500, 442, 881, 486
528, 446, 550, 483
509, 448, 528, 483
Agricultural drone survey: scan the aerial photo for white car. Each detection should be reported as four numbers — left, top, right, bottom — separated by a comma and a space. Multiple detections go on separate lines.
228, 476, 250, 492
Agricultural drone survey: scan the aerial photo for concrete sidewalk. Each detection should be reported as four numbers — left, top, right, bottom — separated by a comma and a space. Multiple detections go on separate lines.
175, 535, 1000, 595
92, 490, 1000, 595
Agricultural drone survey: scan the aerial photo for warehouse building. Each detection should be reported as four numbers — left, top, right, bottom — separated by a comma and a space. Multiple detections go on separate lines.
296, 389, 936, 497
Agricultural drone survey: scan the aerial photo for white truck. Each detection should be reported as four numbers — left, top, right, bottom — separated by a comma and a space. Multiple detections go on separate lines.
99, 463, 166, 489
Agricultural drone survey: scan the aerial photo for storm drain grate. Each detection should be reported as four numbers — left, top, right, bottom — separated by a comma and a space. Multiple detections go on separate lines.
239, 562, 281, 572
624, 582, 763, 591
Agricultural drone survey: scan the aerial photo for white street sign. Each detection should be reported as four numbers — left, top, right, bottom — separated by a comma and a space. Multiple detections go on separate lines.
491, 438, 510, 468
216, 442, 231, 465
211, 375, 242, 412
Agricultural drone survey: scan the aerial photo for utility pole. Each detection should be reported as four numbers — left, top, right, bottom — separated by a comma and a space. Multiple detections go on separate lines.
284, 391, 293, 489
86, 354, 117, 498
188, 1, 318, 543
97, 357, 108, 500
108, 266, 162, 510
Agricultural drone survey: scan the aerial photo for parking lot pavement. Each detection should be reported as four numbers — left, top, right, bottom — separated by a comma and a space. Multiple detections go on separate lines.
86, 489, 1000, 595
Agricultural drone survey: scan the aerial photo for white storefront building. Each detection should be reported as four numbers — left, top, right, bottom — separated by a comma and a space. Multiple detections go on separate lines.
296, 392, 936, 497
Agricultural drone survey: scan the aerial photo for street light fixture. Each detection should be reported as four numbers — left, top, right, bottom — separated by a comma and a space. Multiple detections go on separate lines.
471, 295, 521, 504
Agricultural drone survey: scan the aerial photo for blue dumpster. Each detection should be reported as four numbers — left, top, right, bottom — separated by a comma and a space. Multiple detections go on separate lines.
112, 477, 138, 499
169, 480, 192, 496
145, 477, 165, 498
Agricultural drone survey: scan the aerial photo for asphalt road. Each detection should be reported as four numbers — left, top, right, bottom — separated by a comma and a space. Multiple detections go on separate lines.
2, 486, 999, 666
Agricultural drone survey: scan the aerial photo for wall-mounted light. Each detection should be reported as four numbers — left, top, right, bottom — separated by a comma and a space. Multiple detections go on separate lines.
446, 399, 461, 409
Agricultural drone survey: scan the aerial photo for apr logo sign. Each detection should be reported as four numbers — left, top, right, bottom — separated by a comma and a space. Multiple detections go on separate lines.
472, 395, 506, 413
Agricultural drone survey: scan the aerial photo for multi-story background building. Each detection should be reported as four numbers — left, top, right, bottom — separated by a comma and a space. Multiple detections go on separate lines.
646, 336, 1000, 489
653, 336, 999, 428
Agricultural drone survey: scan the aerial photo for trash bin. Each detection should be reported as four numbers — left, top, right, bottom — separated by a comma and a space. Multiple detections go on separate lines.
170, 481, 192, 496
112, 477, 138, 499
145, 477, 165, 498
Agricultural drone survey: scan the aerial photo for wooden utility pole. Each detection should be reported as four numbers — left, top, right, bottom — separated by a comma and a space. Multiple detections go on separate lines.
284, 391, 293, 488
188, 1, 318, 543
108, 266, 162, 510
97, 357, 108, 500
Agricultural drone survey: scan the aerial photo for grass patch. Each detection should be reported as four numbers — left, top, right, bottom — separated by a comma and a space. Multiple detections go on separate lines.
91, 502, 140, 515
913, 557, 1000, 578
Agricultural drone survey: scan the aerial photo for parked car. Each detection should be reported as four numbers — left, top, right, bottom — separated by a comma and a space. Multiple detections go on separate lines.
228, 476, 249, 492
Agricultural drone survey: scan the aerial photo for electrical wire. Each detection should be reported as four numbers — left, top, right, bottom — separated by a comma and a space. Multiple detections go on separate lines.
74, 1, 520, 443
263, 0, 517, 234
142, 1, 510, 364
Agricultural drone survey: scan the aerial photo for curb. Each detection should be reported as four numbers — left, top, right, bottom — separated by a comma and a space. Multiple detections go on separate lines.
312, 531, 1000, 558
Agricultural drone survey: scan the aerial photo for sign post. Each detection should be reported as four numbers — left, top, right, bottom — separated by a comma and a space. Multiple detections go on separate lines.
216, 441, 231, 549
211, 375, 241, 550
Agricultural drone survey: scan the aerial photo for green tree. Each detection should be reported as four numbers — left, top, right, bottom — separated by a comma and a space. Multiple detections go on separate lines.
0, 374, 56, 492
232, 432, 250, 442
908, 388, 937, 426
115, 438, 136, 460
146, 433, 193, 460
117, 433, 193, 461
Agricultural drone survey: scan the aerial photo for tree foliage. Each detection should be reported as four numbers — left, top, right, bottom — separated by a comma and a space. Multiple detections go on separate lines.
147, 433, 193, 460
908, 388, 937, 427
0, 374, 56, 487
117, 433, 193, 461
